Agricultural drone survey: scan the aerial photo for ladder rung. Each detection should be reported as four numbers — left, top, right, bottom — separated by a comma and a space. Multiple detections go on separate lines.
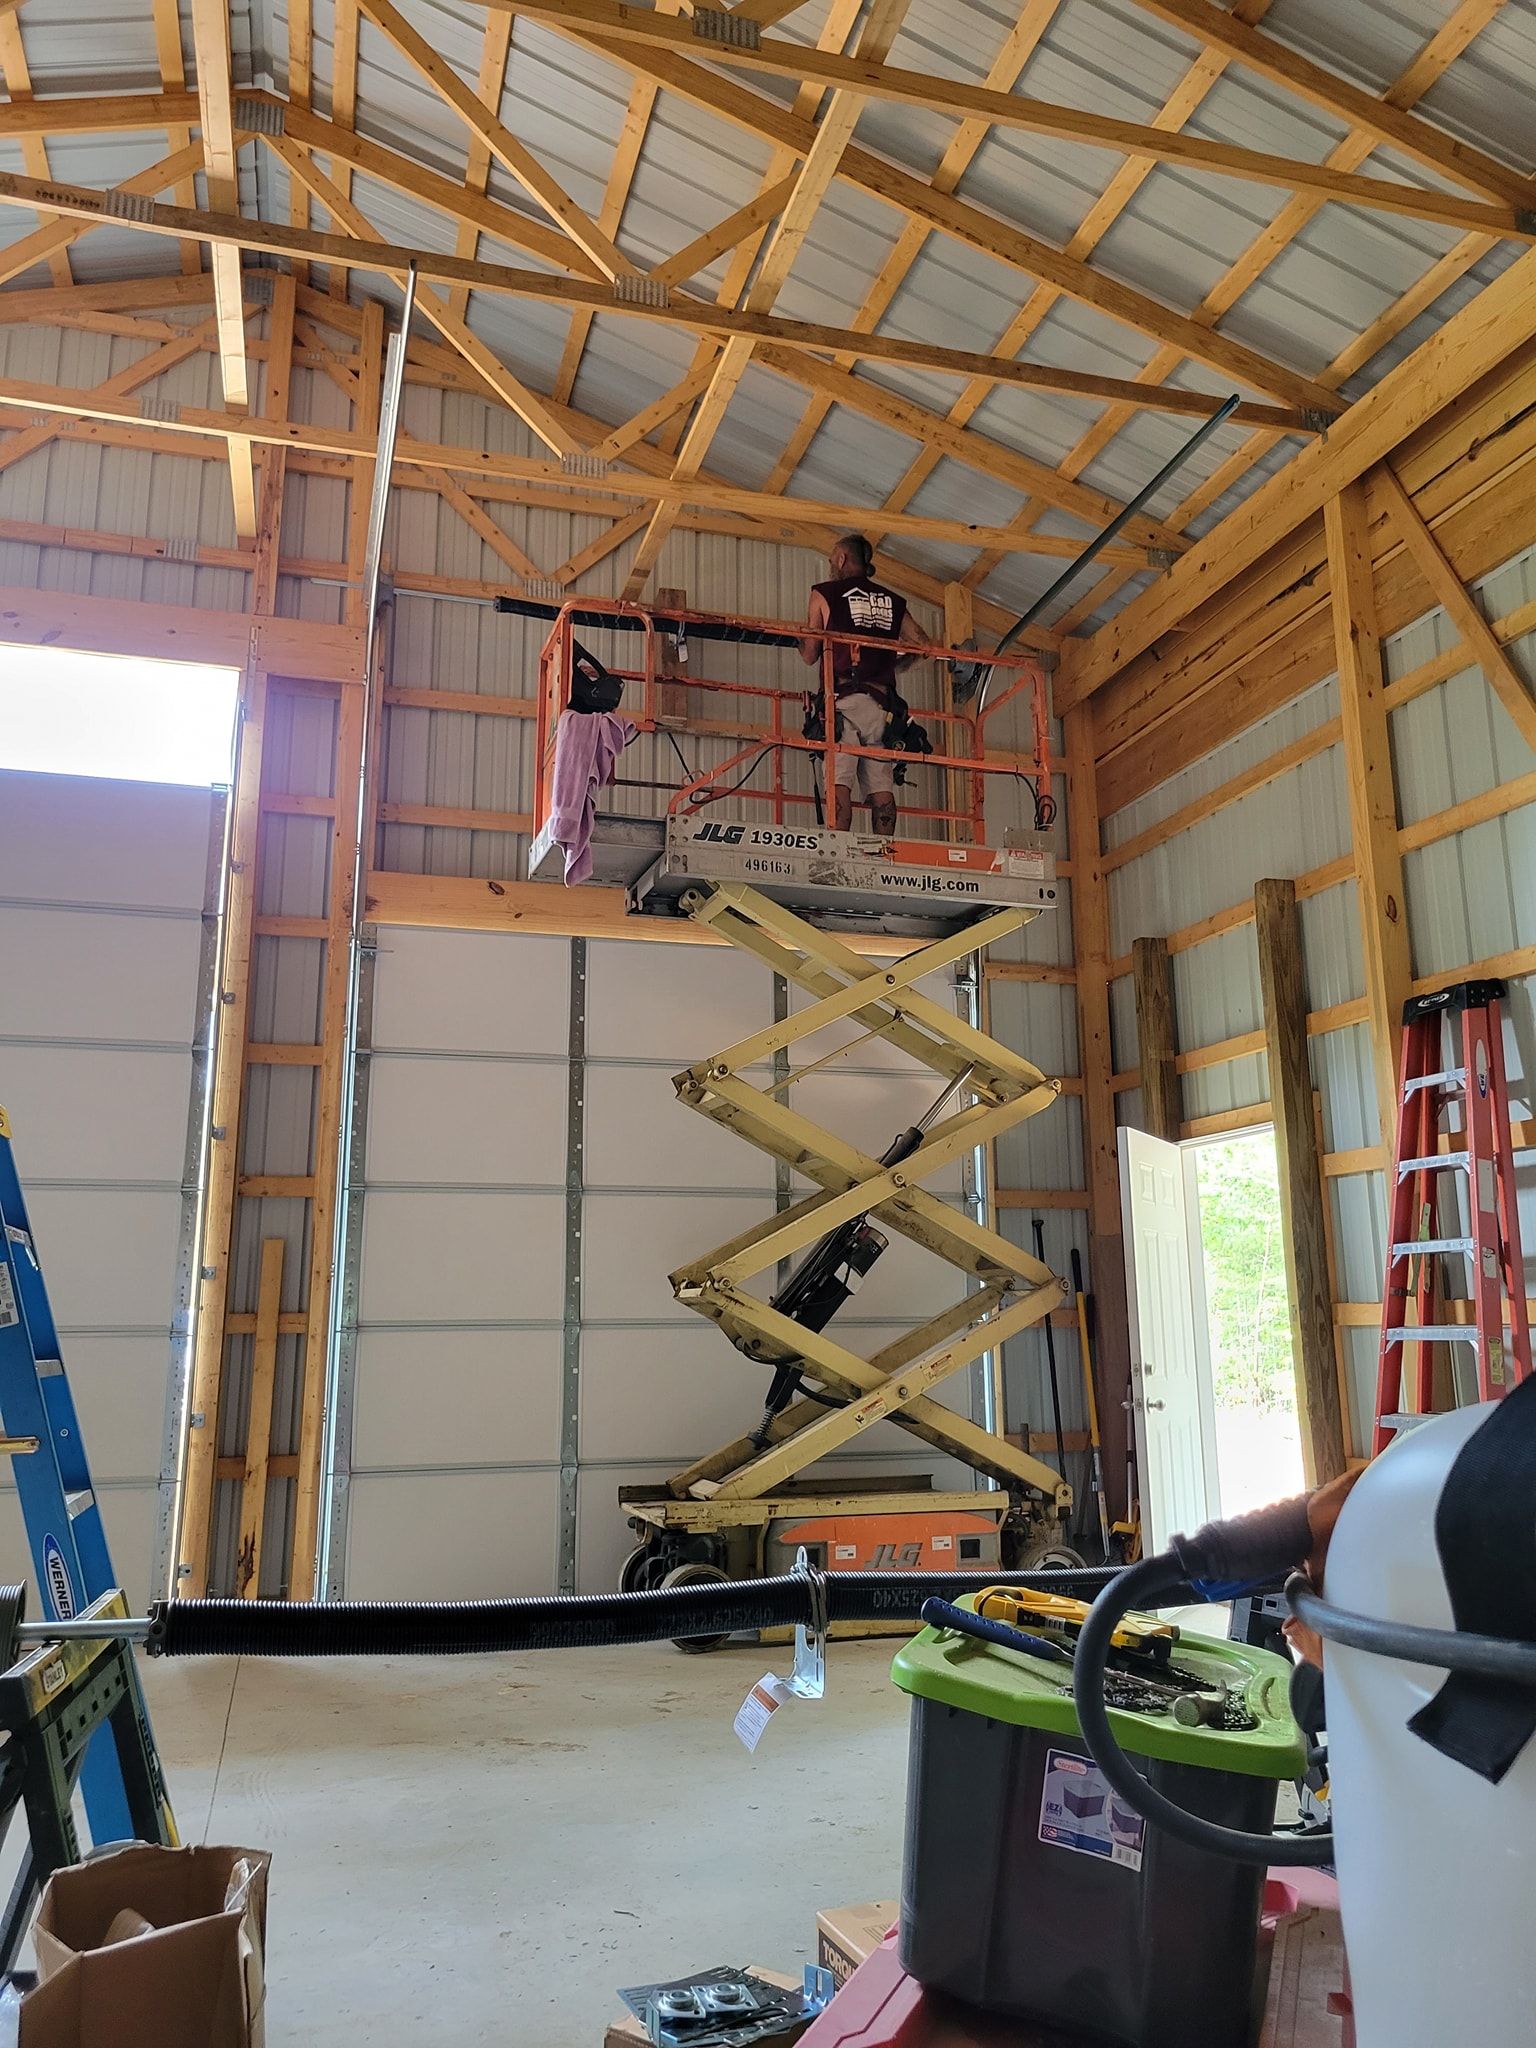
1404, 1070, 1466, 1097
1397, 1152, 1469, 1177
64, 1489, 94, 1519
0, 1436, 39, 1456
1380, 1413, 1435, 1435
1390, 1238, 1474, 1259
1385, 1325, 1481, 1345
35, 1358, 63, 1378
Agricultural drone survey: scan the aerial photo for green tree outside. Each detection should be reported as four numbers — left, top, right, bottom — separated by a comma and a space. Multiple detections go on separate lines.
1194, 1133, 1297, 1414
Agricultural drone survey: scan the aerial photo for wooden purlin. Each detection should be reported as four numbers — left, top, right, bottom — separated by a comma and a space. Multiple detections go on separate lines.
499, 0, 1531, 239
879, 0, 1272, 562
517, 19, 1339, 413
621, 0, 916, 596
975, 0, 1512, 622
763, 0, 1064, 502
446, 11, 514, 322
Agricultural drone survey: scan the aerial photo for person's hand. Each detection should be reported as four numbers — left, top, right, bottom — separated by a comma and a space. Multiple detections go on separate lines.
1283, 1468, 1365, 1669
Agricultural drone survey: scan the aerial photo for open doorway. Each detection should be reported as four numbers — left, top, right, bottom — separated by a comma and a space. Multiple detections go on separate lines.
1120, 1122, 1308, 1558
1189, 1130, 1305, 1518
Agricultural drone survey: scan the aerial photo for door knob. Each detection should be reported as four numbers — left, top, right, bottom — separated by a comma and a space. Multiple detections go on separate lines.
1145, 1399, 1165, 1411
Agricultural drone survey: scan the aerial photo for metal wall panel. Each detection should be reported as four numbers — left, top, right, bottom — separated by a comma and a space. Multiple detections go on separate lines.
0, 771, 220, 1607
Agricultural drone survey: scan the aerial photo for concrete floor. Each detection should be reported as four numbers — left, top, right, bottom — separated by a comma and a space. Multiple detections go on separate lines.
137, 1639, 910, 2046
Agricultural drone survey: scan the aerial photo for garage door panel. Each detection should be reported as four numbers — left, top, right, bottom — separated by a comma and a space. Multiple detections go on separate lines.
26, 1187, 184, 1329
578, 1325, 770, 1462
370, 928, 570, 1055
0, 772, 216, 911
351, 1328, 563, 1469
586, 941, 771, 1059
365, 1057, 568, 1188
0, 908, 203, 1043
0, 1046, 192, 1182
584, 1065, 775, 1192
581, 1192, 766, 1324
345, 1470, 558, 1598
358, 1190, 565, 1324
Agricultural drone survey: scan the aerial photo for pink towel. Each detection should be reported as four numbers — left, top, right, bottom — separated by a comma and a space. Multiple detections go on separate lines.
548, 708, 636, 884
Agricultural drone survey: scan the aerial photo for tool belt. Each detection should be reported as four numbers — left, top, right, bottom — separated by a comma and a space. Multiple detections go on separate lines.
801, 689, 932, 783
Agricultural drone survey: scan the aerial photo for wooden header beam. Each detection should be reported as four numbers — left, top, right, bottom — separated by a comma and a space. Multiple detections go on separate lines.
0, 581, 363, 678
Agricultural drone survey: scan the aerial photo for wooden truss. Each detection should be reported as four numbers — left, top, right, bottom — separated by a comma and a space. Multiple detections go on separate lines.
658, 884, 1070, 1514
0, 0, 1527, 604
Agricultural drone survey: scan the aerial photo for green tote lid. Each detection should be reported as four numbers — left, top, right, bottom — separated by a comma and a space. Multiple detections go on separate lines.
891, 1598, 1307, 1779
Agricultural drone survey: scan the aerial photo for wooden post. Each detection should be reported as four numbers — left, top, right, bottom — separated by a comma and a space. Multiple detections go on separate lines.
1255, 878, 1347, 1484
1064, 705, 1129, 1518
1326, 480, 1412, 1152
236, 1237, 285, 1597
1131, 935, 1181, 1142
178, 646, 268, 1595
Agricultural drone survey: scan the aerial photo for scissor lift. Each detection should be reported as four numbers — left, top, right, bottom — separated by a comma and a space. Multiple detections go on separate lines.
522, 597, 1077, 1619
616, 883, 1074, 1621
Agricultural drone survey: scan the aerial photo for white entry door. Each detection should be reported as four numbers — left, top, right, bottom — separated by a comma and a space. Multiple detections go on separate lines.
1119, 1128, 1220, 1556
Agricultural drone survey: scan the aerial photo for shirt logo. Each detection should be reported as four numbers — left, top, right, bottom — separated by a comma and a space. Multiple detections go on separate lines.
845, 586, 896, 634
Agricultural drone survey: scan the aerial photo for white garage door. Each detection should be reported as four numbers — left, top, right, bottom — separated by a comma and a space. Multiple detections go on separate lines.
336, 924, 986, 1599
0, 769, 221, 1606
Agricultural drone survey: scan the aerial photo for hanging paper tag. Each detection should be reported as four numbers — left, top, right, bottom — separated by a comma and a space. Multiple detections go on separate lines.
734, 1673, 795, 1752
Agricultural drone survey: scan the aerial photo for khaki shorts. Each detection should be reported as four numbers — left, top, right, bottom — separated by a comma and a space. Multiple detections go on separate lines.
833, 689, 895, 797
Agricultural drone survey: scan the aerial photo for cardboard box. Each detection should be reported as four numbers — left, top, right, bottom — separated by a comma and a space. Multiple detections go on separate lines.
22, 1845, 269, 2048
604, 1967, 805, 2047
815, 1905, 897, 1992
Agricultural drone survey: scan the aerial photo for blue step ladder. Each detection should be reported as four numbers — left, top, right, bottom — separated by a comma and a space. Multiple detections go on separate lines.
0, 1104, 176, 1848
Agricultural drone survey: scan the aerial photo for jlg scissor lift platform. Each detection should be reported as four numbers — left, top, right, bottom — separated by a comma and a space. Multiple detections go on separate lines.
525, 597, 1077, 1631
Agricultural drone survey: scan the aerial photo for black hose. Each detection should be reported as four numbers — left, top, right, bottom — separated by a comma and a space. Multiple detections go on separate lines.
1287, 1577, 1536, 1686
146, 1565, 1132, 1659
1072, 1554, 1334, 1867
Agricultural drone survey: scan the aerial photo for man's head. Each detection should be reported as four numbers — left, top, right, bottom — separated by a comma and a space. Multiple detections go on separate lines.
831, 533, 875, 580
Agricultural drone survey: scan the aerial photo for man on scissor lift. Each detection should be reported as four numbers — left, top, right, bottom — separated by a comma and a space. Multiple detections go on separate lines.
800, 534, 925, 838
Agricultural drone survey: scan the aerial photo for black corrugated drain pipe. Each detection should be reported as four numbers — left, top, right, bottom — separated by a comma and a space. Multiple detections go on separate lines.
144, 1566, 1138, 1659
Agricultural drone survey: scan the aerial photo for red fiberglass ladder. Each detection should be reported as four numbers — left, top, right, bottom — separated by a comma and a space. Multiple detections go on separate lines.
1374, 980, 1532, 1454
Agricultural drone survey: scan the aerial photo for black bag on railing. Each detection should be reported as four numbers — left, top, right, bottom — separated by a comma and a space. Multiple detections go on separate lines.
568, 641, 625, 714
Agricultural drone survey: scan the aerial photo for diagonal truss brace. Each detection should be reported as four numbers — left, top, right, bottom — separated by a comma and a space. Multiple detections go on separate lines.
666, 883, 1069, 1509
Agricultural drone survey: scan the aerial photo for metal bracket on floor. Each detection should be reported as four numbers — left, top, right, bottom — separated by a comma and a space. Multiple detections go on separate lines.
788, 1546, 826, 1701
